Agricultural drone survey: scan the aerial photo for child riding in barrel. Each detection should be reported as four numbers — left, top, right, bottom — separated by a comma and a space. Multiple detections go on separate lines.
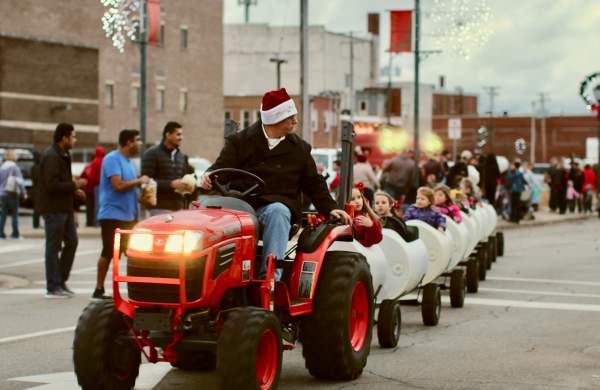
433, 184, 462, 223
403, 186, 447, 231
349, 182, 382, 247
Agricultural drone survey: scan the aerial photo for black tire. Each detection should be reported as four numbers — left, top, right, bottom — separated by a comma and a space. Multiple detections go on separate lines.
449, 269, 466, 308
496, 231, 504, 257
466, 257, 479, 293
377, 300, 401, 348
217, 308, 282, 390
300, 251, 374, 380
421, 284, 441, 326
477, 247, 487, 281
171, 351, 216, 371
489, 236, 497, 263
486, 241, 492, 270
73, 301, 141, 390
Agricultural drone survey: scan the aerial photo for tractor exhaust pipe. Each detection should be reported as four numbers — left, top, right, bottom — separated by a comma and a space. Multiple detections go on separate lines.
337, 119, 355, 209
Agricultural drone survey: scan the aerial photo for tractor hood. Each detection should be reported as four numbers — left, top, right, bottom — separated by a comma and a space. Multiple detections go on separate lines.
134, 209, 246, 240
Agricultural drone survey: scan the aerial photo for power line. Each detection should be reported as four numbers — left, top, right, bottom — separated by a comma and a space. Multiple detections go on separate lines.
482, 86, 500, 150
537, 92, 551, 162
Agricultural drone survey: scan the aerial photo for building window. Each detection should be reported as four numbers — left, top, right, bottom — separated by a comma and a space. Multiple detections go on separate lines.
324, 111, 333, 133
311, 109, 318, 132
254, 110, 261, 122
155, 87, 165, 112
179, 88, 188, 112
180, 26, 188, 49
160, 24, 165, 47
360, 100, 367, 111
105, 83, 114, 108
225, 111, 231, 120
131, 84, 140, 110
242, 110, 250, 128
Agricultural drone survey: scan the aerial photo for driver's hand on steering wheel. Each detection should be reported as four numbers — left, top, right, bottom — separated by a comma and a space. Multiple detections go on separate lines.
199, 172, 213, 190
330, 209, 352, 225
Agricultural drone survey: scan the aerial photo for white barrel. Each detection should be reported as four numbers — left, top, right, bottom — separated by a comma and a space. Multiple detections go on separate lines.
377, 229, 429, 300
406, 220, 452, 285
444, 216, 469, 270
481, 203, 497, 236
471, 207, 486, 242
328, 240, 388, 299
461, 211, 478, 256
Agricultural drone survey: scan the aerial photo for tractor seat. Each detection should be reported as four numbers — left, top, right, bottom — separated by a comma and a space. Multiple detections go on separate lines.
197, 195, 298, 240
382, 216, 419, 242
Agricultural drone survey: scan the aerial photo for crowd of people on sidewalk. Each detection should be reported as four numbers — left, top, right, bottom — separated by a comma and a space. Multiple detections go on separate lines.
328, 146, 600, 227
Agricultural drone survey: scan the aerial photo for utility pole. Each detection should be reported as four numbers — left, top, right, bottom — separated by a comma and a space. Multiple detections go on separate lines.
238, 0, 257, 23
482, 86, 499, 151
413, 0, 421, 188
349, 31, 354, 121
139, 0, 148, 155
269, 57, 287, 88
386, 52, 393, 124
300, 0, 310, 142
537, 92, 550, 162
530, 101, 536, 163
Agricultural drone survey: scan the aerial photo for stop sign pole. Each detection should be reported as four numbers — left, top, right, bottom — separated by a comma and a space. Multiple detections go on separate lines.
448, 118, 462, 161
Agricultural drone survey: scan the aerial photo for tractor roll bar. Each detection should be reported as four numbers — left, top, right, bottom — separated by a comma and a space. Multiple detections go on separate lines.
337, 120, 355, 209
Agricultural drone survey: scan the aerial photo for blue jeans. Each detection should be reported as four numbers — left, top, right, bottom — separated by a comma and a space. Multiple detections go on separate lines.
256, 202, 291, 280
0, 194, 19, 238
43, 213, 78, 292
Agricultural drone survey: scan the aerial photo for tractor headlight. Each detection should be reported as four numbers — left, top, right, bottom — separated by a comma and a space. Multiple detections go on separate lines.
164, 231, 203, 255
128, 229, 153, 252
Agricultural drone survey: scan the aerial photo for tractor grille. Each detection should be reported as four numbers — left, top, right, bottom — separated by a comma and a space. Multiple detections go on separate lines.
126, 256, 206, 303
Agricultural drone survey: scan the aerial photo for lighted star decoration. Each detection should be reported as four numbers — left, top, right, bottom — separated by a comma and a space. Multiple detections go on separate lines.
101, 0, 142, 52
429, 0, 494, 60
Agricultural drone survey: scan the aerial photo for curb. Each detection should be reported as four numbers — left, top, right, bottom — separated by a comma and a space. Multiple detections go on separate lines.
498, 214, 596, 230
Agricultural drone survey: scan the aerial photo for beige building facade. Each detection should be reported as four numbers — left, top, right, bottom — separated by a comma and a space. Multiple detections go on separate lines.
0, 0, 223, 160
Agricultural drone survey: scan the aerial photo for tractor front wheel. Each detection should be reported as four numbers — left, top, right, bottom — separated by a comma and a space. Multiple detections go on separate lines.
300, 251, 374, 380
217, 308, 282, 390
73, 300, 141, 390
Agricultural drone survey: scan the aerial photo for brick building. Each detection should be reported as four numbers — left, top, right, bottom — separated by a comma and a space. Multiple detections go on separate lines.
0, 0, 223, 160
431, 114, 599, 162
224, 93, 341, 148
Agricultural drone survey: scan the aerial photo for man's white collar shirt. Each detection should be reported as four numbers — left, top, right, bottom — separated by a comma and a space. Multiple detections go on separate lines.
262, 124, 285, 150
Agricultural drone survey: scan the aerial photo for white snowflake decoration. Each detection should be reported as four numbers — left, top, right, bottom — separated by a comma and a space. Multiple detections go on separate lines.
429, 0, 494, 60
101, 0, 142, 52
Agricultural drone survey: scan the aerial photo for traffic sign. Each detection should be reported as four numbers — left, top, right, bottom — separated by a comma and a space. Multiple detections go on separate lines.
448, 118, 462, 140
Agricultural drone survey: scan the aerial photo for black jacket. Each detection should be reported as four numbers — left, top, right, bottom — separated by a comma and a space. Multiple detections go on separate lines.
142, 142, 190, 211
207, 121, 337, 222
38, 144, 75, 213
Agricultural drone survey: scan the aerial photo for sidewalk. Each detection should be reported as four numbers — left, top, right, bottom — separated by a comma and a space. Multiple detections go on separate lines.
497, 209, 598, 230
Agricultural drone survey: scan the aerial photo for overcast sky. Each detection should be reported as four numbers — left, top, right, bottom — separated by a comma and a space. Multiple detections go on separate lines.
224, 0, 600, 116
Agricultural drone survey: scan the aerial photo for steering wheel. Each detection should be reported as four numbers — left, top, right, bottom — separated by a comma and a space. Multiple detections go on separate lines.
207, 168, 265, 199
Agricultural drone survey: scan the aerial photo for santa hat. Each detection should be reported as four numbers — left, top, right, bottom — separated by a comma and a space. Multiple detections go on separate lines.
260, 88, 297, 125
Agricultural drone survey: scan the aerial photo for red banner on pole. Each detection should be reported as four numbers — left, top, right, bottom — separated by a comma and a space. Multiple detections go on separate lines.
390, 10, 412, 53
147, 0, 161, 46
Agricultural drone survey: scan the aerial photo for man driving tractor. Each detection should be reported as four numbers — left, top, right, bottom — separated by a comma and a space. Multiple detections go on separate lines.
200, 88, 351, 278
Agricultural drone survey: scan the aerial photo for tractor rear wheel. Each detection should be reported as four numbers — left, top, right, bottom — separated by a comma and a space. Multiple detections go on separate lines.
170, 351, 216, 371
73, 301, 141, 390
477, 247, 487, 281
449, 268, 466, 308
377, 300, 401, 348
466, 257, 479, 293
421, 284, 441, 326
217, 308, 282, 390
300, 251, 374, 380
496, 231, 505, 257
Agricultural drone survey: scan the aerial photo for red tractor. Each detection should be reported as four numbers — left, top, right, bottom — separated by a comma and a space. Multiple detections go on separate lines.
73, 165, 374, 389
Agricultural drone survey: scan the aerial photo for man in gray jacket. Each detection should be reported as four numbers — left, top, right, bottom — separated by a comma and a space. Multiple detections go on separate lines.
382, 151, 418, 202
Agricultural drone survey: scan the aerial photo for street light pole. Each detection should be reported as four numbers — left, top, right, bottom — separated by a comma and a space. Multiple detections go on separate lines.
269, 58, 287, 88
300, 0, 310, 142
413, 0, 421, 187
139, 0, 147, 156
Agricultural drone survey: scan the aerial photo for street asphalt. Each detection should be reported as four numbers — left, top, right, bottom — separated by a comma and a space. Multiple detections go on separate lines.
1, 218, 599, 389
